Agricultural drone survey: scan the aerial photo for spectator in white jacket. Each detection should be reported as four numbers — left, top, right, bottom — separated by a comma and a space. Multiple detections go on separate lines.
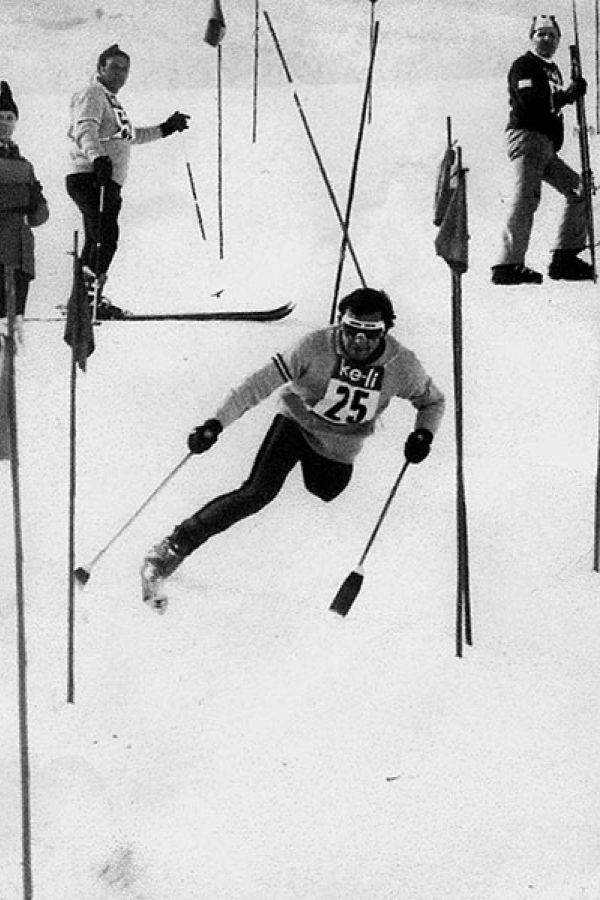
66, 43, 189, 318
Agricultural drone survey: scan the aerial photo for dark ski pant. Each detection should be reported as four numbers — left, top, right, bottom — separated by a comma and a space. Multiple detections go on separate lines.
65, 174, 122, 277
0, 267, 30, 317
172, 414, 353, 555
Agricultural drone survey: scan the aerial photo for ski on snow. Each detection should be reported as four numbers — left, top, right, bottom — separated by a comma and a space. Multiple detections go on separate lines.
25, 302, 295, 324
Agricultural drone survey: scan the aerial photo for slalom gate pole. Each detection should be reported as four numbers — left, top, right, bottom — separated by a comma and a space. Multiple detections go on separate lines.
263, 10, 367, 288
329, 20, 380, 324
367, 0, 378, 124
4, 267, 34, 899
73, 452, 192, 586
330, 461, 410, 617
596, 0, 600, 134
217, 44, 225, 260
92, 184, 105, 323
445, 130, 471, 657
452, 261, 472, 656
252, 0, 260, 143
570, 0, 597, 282
67, 231, 79, 703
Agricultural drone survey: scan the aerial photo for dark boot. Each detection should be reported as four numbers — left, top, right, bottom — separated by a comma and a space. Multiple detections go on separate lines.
491, 264, 543, 285
548, 250, 594, 281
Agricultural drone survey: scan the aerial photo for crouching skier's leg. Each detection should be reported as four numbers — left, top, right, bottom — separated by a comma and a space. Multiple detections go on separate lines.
140, 415, 303, 612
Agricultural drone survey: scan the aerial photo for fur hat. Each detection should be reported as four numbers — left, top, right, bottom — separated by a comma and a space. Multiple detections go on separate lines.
530, 14, 561, 39
0, 81, 18, 119
97, 43, 130, 70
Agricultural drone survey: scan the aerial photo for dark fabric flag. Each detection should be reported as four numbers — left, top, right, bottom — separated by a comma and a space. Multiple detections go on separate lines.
433, 145, 454, 228
0, 343, 10, 460
64, 258, 94, 371
204, 0, 226, 47
434, 157, 469, 274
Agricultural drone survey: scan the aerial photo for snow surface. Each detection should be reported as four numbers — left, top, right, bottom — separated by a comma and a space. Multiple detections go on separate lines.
3, 1, 600, 898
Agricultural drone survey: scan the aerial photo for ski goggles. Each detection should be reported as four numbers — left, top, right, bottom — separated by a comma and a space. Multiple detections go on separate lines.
340, 313, 386, 341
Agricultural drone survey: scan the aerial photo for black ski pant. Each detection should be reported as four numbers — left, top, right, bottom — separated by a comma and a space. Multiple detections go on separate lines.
172, 414, 353, 555
0, 267, 30, 317
65, 174, 122, 277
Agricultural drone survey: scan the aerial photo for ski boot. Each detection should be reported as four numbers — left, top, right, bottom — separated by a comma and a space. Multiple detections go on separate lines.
491, 263, 543, 285
140, 537, 186, 613
82, 267, 132, 319
548, 250, 594, 281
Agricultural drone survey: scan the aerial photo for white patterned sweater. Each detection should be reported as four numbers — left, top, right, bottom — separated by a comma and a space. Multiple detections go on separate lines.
67, 76, 162, 186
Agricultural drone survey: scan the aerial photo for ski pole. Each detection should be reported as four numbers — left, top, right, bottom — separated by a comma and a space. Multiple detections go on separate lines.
263, 10, 367, 288
91, 183, 105, 323
183, 153, 207, 241
330, 20, 380, 324
330, 461, 410, 617
74, 452, 192, 585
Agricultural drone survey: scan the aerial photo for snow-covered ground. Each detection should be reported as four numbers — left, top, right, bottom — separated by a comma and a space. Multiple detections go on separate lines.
2, 1, 600, 898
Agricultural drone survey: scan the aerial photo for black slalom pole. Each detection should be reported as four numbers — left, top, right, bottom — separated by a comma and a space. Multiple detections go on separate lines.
252, 0, 260, 143
4, 267, 34, 899
263, 9, 367, 288
367, 0, 378, 124
570, 0, 597, 282
329, 20, 380, 324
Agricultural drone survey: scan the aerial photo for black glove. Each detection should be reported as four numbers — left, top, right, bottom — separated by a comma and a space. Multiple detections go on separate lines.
93, 155, 113, 185
160, 111, 190, 137
563, 77, 587, 103
188, 419, 222, 454
404, 428, 433, 464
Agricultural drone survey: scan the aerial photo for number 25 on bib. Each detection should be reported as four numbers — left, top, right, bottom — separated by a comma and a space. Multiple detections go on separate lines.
312, 360, 384, 425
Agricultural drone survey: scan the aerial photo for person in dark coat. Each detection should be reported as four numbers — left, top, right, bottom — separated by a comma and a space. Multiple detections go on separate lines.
491, 15, 591, 285
0, 80, 49, 343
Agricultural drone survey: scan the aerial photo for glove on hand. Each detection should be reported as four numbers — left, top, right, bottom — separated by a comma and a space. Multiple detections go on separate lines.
93, 155, 113, 185
188, 419, 223, 454
160, 111, 190, 137
404, 428, 433, 464
563, 77, 587, 103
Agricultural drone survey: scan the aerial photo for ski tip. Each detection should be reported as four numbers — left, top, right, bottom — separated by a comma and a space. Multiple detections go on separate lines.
73, 566, 91, 586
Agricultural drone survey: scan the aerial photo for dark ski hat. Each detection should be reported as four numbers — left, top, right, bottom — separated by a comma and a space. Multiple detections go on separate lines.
0, 81, 18, 118
530, 14, 561, 38
97, 43, 130, 69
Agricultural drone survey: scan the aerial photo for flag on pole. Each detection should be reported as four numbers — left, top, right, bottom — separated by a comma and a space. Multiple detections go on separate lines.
64, 258, 95, 371
434, 151, 469, 274
0, 344, 10, 460
205, 0, 226, 47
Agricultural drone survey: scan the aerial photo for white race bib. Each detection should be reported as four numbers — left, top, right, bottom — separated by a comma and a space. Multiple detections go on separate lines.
312, 358, 383, 425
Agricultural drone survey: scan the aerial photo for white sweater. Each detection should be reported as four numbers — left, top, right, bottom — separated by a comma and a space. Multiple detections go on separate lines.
67, 76, 162, 186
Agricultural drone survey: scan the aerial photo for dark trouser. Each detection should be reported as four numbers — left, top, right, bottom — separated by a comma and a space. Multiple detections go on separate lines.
65, 174, 122, 276
0, 267, 30, 317
172, 414, 353, 554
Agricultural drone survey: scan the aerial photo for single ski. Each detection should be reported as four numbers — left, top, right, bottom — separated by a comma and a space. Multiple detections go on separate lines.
26, 302, 295, 324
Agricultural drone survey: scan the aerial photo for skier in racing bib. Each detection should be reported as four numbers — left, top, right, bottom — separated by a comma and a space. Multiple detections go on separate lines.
141, 287, 445, 612
66, 43, 190, 318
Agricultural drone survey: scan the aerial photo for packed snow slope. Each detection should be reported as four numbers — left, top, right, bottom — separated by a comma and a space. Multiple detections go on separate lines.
1, 1, 600, 898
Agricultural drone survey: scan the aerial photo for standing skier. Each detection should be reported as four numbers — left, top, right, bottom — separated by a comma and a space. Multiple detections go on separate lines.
140, 287, 445, 612
0, 81, 49, 344
66, 43, 190, 318
491, 14, 591, 285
